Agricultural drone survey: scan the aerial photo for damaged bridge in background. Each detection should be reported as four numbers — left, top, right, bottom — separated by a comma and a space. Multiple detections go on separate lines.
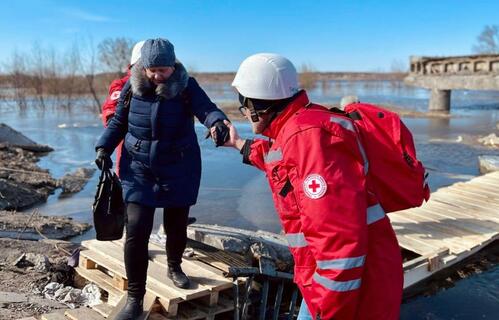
404, 54, 499, 111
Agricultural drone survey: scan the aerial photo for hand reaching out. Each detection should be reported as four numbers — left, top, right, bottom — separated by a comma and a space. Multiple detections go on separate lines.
210, 120, 245, 150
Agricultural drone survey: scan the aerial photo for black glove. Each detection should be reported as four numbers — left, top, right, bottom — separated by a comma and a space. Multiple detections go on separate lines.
211, 121, 230, 147
95, 148, 113, 170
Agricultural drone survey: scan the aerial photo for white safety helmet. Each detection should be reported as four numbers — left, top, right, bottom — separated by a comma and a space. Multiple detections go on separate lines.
130, 40, 145, 66
232, 53, 299, 100
340, 95, 360, 110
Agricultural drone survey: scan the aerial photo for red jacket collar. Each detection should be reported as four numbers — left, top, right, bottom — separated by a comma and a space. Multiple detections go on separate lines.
263, 90, 310, 139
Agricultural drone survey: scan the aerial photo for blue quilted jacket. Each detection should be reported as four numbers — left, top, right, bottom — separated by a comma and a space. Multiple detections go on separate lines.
96, 62, 227, 207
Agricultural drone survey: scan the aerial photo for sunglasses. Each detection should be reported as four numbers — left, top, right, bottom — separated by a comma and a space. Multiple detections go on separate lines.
238, 105, 275, 116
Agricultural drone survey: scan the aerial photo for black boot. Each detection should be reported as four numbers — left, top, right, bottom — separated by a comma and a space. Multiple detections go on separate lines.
167, 265, 190, 289
115, 295, 143, 320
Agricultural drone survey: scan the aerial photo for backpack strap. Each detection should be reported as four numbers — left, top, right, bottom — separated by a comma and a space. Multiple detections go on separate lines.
180, 87, 193, 119
122, 86, 133, 109
328, 106, 362, 121
347, 111, 362, 121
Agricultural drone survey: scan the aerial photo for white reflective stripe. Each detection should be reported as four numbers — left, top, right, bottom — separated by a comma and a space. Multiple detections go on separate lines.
264, 149, 283, 163
367, 204, 385, 224
356, 139, 369, 175
330, 116, 355, 132
316, 255, 366, 270
313, 272, 361, 292
285, 233, 308, 248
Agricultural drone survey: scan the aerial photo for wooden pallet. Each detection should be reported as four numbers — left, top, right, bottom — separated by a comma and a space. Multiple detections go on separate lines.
64, 239, 243, 319
41, 307, 106, 320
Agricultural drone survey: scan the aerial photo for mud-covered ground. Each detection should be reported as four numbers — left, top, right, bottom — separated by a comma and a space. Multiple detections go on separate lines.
0, 210, 90, 240
0, 238, 79, 320
0, 122, 96, 211
0, 143, 58, 211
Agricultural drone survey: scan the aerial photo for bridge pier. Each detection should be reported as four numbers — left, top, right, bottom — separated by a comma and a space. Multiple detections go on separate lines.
429, 89, 450, 112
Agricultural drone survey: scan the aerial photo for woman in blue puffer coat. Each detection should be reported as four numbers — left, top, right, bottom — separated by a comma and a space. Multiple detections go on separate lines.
95, 38, 229, 320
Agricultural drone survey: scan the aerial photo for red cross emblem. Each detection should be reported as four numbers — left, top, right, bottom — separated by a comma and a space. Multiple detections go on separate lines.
308, 180, 321, 192
303, 174, 327, 199
110, 90, 121, 101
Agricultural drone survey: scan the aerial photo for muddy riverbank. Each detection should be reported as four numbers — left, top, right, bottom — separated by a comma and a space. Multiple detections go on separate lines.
0, 123, 96, 211
0, 238, 79, 320
0, 143, 57, 211
0, 210, 90, 240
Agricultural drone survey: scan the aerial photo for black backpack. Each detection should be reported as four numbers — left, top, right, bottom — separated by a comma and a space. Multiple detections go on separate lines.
92, 168, 125, 241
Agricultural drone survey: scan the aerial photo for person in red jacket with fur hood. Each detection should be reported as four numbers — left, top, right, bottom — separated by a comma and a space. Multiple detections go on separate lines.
100, 40, 145, 177
218, 53, 403, 319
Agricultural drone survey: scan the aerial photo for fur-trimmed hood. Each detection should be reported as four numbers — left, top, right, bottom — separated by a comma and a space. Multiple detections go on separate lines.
130, 60, 189, 99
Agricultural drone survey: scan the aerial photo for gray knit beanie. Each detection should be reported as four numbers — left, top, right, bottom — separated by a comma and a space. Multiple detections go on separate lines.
141, 38, 176, 68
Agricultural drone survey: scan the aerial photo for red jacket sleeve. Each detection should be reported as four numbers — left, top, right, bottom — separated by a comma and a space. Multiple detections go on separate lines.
101, 78, 127, 127
243, 138, 270, 171
284, 127, 368, 320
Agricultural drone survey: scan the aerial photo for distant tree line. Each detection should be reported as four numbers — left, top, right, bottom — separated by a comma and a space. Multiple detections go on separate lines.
0, 37, 134, 114
5, 26, 495, 116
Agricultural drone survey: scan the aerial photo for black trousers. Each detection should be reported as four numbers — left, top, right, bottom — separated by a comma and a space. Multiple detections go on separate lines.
124, 202, 190, 297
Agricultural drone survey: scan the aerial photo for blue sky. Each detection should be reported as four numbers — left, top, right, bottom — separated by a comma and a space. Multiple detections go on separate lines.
0, 0, 497, 72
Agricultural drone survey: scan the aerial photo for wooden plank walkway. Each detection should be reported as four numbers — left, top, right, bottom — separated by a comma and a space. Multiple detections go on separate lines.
391, 171, 499, 288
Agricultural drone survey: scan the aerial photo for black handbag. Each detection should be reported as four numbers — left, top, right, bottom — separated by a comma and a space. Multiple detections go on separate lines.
92, 169, 125, 241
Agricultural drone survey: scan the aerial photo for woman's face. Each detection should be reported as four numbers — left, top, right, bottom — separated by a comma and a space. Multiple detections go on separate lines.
145, 66, 175, 85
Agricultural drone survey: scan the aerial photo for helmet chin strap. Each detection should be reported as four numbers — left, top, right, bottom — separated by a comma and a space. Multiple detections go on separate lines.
245, 97, 281, 133
245, 98, 260, 123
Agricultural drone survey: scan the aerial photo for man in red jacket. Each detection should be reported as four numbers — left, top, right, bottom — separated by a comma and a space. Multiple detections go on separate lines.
100, 40, 145, 177
219, 53, 403, 319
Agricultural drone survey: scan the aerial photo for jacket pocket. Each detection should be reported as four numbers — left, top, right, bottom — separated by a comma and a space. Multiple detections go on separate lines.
268, 163, 301, 219
294, 265, 315, 287
124, 133, 150, 163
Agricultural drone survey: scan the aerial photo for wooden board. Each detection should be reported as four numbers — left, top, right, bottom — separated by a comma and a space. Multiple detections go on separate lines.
146, 242, 233, 291
417, 205, 498, 236
92, 303, 114, 318
40, 312, 67, 320
412, 208, 493, 243
390, 213, 469, 254
419, 199, 499, 228
105, 293, 156, 320
186, 241, 250, 273
106, 294, 127, 320
75, 266, 125, 306
65, 307, 105, 320
403, 237, 498, 289
79, 249, 127, 279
